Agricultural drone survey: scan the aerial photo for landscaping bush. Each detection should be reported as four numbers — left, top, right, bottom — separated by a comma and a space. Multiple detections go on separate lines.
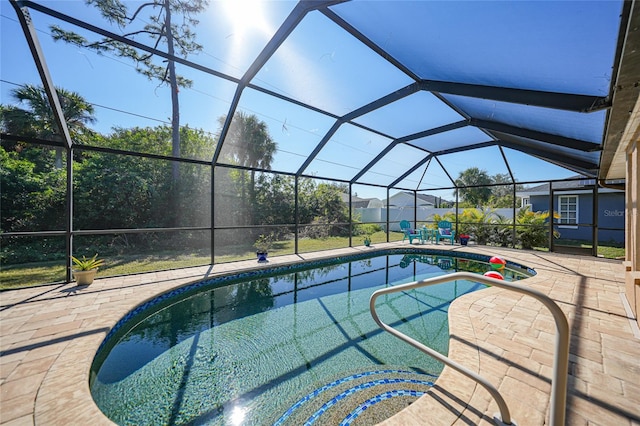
515, 206, 558, 249
459, 208, 494, 244
353, 223, 382, 236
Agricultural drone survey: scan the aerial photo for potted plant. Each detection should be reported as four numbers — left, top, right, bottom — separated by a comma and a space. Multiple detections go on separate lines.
71, 254, 105, 285
459, 234, 470, 246
254, 234, 273, 263
363, 235, 371, 247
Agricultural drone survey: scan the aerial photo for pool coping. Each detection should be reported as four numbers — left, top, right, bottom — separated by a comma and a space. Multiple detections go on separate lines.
1, 243, 638, 425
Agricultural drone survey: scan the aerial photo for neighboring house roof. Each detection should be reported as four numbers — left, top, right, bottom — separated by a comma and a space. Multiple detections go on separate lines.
366, 199, 384, 208
340, 193, 381, 208
416, 193, 437, 206
385, 192, 451, 207
517, 177, 625, 197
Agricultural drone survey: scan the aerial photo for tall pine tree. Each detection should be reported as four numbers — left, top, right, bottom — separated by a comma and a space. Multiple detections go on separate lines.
50, 0, 208, 182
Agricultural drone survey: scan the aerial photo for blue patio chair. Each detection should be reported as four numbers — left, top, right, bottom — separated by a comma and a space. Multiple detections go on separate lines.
400, 220, 421, 244
436, 220, 455, 245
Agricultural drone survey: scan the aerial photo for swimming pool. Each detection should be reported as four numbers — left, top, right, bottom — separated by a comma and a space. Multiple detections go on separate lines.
90, 249, 533, 425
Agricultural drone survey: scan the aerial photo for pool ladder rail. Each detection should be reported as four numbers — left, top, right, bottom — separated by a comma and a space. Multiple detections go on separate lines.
369, 271, 570, 426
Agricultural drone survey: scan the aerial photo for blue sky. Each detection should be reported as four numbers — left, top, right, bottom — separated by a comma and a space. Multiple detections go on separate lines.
0, 0, 624, 201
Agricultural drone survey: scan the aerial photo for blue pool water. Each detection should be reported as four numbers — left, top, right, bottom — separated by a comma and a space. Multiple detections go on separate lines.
90, 250, 532, 425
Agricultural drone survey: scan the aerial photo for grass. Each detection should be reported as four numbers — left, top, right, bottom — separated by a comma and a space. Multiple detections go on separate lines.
530, 241, 625, 259
597, 245, 625, 259
0, 231, 624, 290
1, 262, 67, 289
1, 231, 403, 290
555, 238, 625, 259
0, 253, 214, 290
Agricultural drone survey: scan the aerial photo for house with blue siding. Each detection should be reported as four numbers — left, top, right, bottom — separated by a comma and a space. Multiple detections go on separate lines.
517, 179, 625, 245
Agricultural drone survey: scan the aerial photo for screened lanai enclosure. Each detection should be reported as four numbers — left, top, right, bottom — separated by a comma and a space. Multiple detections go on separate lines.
1, 0, 638, 288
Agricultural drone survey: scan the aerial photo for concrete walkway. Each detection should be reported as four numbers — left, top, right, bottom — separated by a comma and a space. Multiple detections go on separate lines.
1, 244, 639, 425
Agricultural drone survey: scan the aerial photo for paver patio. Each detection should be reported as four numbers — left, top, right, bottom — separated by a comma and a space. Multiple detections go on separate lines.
1, 244, 639, 425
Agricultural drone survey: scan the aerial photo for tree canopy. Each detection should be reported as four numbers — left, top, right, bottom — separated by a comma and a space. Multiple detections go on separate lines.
455, 167, 523, 208
455, 167, 492, 207
50, 0, 208, 180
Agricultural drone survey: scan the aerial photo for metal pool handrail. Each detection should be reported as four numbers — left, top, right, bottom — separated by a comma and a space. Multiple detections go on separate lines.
370, 272, 570, 426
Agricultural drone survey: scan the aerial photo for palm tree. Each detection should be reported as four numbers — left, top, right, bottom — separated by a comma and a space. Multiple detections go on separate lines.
218, 112, 277, 224
1, 84, 96, 167
455, 167, 492, 207
222, 112, 276, 172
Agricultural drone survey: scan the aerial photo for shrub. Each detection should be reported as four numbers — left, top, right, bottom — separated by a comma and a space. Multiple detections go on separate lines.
459, 208, 495, 245
300, 217, 334, 239
516, 207, 559, 249
353, 223, 382, 236
489, 213, 514, 247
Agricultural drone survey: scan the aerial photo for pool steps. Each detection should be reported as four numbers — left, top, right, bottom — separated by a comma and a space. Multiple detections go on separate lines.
274, 369, 436, 426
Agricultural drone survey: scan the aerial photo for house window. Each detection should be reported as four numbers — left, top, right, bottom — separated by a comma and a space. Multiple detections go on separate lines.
558, 195, 578, 226
521, 197, 530, 208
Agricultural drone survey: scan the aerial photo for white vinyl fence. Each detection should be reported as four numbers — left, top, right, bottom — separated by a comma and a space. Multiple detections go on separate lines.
355, 207, 517, 231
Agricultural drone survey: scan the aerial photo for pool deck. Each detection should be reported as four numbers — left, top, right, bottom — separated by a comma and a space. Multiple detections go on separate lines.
1, 243, 639, 425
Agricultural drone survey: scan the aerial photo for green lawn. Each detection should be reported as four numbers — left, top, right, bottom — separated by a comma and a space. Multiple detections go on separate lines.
0, 231, 624, 290
554, 238, 625, 259
597, 245, 625, 259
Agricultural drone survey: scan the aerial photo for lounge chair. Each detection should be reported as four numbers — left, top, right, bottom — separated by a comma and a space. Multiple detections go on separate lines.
436, 220, 455, 245
400, 220, 421, 244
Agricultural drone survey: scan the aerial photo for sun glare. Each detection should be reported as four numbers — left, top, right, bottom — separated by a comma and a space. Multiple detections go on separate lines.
221, 0, 269, 37
230, 405, 246, 425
